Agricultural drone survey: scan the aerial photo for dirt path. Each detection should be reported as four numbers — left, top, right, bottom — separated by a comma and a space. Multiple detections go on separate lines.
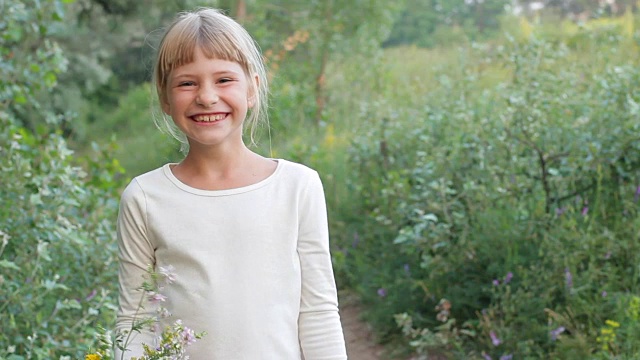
340, 292, 442, 360
340, 291, 386, 360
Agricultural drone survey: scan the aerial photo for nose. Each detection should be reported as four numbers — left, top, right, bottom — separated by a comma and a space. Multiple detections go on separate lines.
196, 85, 219, 106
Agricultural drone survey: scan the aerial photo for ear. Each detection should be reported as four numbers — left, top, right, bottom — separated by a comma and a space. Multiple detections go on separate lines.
247, 74, 260, 108
161, 97, 171, 115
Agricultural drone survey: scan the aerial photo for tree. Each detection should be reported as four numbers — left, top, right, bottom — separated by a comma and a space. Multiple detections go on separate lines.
384, 0, 509, 47
1, 0, 125, 357
248, 0, 404, 125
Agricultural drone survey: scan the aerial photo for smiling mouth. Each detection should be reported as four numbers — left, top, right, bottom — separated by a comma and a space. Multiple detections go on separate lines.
192, 114, 227, 122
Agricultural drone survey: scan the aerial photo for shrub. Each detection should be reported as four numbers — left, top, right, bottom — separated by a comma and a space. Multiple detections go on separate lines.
0, 0, 125, 358
342, 25, 640, 358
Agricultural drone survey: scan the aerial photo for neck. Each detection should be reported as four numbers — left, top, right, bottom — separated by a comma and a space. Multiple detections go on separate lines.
181, 143, 255, 174
170, 142, 275, 191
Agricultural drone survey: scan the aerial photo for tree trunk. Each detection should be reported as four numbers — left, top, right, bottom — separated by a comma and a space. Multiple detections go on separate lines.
476, 3, 485, 33
315, 49, 328, 126
314, 1, 333, 126
236, 0, 246, 23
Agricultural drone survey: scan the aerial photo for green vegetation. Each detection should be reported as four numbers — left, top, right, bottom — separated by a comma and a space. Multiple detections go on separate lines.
1, 1, 125, 357
338, 34, 640, 359
2, 0, 640, 358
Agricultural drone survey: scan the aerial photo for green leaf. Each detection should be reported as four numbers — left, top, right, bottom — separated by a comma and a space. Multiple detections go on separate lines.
44, 72, 57, 88
14, 94, 27, 104
37, 242, 51, 262
0, 260, 20, 270
30, 194, 43, 206
7, 26, 23, 42
44, 280, 70, 291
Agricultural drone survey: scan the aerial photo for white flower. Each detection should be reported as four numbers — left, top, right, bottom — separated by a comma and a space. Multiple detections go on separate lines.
159, 265, 177, 284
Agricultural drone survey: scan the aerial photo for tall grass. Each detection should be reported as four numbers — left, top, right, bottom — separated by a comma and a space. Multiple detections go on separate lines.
325, 14, 640, 359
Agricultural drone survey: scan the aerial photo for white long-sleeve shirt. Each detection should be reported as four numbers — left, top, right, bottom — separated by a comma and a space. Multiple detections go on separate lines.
115, 159, 347, 359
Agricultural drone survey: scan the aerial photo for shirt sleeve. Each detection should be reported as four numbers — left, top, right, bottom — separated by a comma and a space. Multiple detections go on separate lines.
297, 171, 348, 360
114, 180, 158, 359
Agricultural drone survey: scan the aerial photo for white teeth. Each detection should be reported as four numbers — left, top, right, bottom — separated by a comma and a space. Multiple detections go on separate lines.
193, 114, 226, 122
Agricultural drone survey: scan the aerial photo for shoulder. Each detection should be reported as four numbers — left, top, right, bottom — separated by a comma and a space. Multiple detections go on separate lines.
275, 159, 325, 194
277, 159, 320, 180
276, 159, 324, 188
120, 165, 169, 202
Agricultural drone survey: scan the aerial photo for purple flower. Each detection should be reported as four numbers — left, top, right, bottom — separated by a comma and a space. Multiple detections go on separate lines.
556, 207, 567, 216
159, 265, 177, 284
181, 326, 197, 345
565, 268, 573, 289
490, 331, 502, 346
581, 206, 589, 216
500, 355, 513, 360
493, 279, 500, 286
635, 185, 640, 202
148, 291, 167, 303
482, 353, 492, 360
377, 288, 387, 297
602, 291, 607, 297
504, 272, 513, 284
85, 289, 97, 301
158, 307, 171, 318
150, 323, 161, 334
404, 264, 410, 274
550, 326, 565, 341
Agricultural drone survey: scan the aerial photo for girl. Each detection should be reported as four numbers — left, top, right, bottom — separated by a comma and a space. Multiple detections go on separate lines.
115, 8, 347, 359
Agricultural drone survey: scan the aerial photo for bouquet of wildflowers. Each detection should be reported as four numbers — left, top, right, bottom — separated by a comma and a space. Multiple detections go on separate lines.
85, 265, 205, 360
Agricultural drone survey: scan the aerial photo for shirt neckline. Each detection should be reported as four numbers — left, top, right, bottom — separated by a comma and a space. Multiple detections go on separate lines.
161, 159, 283, 197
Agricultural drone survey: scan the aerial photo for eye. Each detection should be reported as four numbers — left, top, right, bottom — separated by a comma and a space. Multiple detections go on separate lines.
218, 78, 234, 84
178, 81, 196, 87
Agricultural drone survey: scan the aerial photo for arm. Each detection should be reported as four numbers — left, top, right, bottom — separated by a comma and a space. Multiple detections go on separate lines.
298, 171, 348, 360
114, 180, 157, 359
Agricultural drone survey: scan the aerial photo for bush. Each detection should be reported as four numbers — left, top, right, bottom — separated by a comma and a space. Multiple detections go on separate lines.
341, 27, 640, 358
0, 120, 124, 359
0, 0, 126, 358
78, 83, 180, 176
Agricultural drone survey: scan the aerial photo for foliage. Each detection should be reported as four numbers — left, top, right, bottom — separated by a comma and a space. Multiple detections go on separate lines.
0, 0, 125, 358
340, 16, 640, 358
246, 0, 404, 130
76, 83, 180, 176
1, 0, 70, 130
0, 118, 123, 359
384, 0, 510, 48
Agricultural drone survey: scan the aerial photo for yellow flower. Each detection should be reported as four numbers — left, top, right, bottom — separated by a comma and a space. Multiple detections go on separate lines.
628, 296, 640, 320
85, 354, 101, 360
323, 123, 336, 149
605, 319, 620, 328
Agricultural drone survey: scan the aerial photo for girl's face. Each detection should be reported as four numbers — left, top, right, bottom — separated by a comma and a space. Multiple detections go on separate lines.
162, 47, 255, 151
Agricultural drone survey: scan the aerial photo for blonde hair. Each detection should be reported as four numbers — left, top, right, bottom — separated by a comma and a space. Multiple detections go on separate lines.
153, 8, 268, 150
